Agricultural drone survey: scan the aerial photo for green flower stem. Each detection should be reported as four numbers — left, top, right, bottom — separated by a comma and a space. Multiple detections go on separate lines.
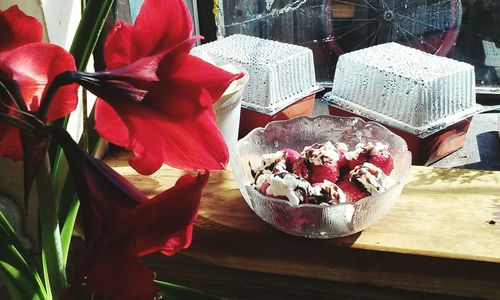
37, 153, 67, 299
51, 0, 114, 178
50, 0, 114, 266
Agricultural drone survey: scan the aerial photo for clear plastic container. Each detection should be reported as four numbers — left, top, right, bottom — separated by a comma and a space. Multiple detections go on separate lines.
326, 106, 473, 165
215, 0, 462, 87
191, 34, 322, 114
324, 42, 481, 138
238, 93, 315, 138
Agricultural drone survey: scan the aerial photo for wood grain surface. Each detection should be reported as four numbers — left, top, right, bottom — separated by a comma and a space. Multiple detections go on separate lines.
105, 151, 500, 299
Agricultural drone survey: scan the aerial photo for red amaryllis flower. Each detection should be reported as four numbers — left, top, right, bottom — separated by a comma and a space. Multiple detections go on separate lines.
0, 5, 78, 160
49, 126, 207, 300
86, 0, 242, 175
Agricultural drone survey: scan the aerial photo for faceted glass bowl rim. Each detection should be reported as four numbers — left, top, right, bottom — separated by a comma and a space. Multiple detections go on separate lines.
232, 115, 412, 211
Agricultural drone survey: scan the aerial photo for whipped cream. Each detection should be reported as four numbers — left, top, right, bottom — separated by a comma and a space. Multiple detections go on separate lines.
301, 141, 341, 165
335, 142, 349, 152
349, 162, 395, 194
345, 142, 389, 160
250, 141, 394, 206
309, 180, 347, 205
256, 172, 312, 206
251, 150, 287, 180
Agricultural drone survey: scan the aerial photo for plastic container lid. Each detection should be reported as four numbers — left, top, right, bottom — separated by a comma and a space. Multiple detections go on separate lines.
323, 43, 481, 138
191, 34, 322, 115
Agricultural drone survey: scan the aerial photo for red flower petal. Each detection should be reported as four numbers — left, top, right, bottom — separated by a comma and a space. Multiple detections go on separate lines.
128, 144, 164, 175
103, 20, 134, 69
160, 225, 193, 256
105, 53, 161, 84
131, 0, 192, 59
92, 99, 130, 145
155, 37, 201, 79
155, 55, 244, 111
104, 0, 193, 69
95, 97, 229, 174
94, 51, 242, 174
82, 238, 157, 300
51, 126, 201, 299
98, 40, 200, 106
146, 66, 242, 121
95, 0, 243, 175
0, 5, 42, 53
0, 92, 22, 161
0, 125, 22, 161
112, 173, 208, 256
2, 43, 78, 121
63, 237, 158, 300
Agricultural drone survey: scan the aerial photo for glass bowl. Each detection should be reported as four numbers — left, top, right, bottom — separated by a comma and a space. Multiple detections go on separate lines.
230, 115, 412, 238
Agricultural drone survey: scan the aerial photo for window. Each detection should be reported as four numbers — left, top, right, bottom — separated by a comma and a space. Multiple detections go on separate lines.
211, 0, 500, 97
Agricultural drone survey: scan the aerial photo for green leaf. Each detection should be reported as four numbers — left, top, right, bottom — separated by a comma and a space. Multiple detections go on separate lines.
155, 280, 222, 300
0, 268, 43, 300
0, 212, 46, 300
52, 0, 115, 265
0, 270, 24, 300
52, 0, 115, 194
51, 0, 114, 173
37, 155, 67, 299
50, 0, 114, 165
71, 0, 115, 71
59, 195, 80, 266
0, 209, 39, 276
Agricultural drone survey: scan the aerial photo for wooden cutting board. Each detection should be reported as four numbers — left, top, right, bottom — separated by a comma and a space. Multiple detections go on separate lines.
105, 151, 500, 299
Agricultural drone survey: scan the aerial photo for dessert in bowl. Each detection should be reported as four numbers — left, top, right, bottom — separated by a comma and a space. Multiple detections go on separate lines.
230, 115, 412, 238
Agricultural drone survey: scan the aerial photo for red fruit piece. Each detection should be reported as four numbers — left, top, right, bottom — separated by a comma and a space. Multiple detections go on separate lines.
336, 149, 349, 175
337, 177, 369, 203
282, 148, 300, 171
258, 180, 271, 195
333, 143, 349, 174
292, 158, 309, 180
346, 142, 393, 173
347, 155, 366, 171
368, 153, 394, 175
308, 162, 339, 184
346, 144, 371, 170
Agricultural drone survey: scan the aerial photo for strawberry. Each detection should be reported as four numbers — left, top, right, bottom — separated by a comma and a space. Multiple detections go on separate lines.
337, 176, 369, 203
346, 142, 394, 175
336, 148, 350, 175
347, 154, 367, 171
309, 162, 339, 184
368, 153, 394, 175
258, 180, 271, 195
282, 148, 300, 171
292, 158, 309, 180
